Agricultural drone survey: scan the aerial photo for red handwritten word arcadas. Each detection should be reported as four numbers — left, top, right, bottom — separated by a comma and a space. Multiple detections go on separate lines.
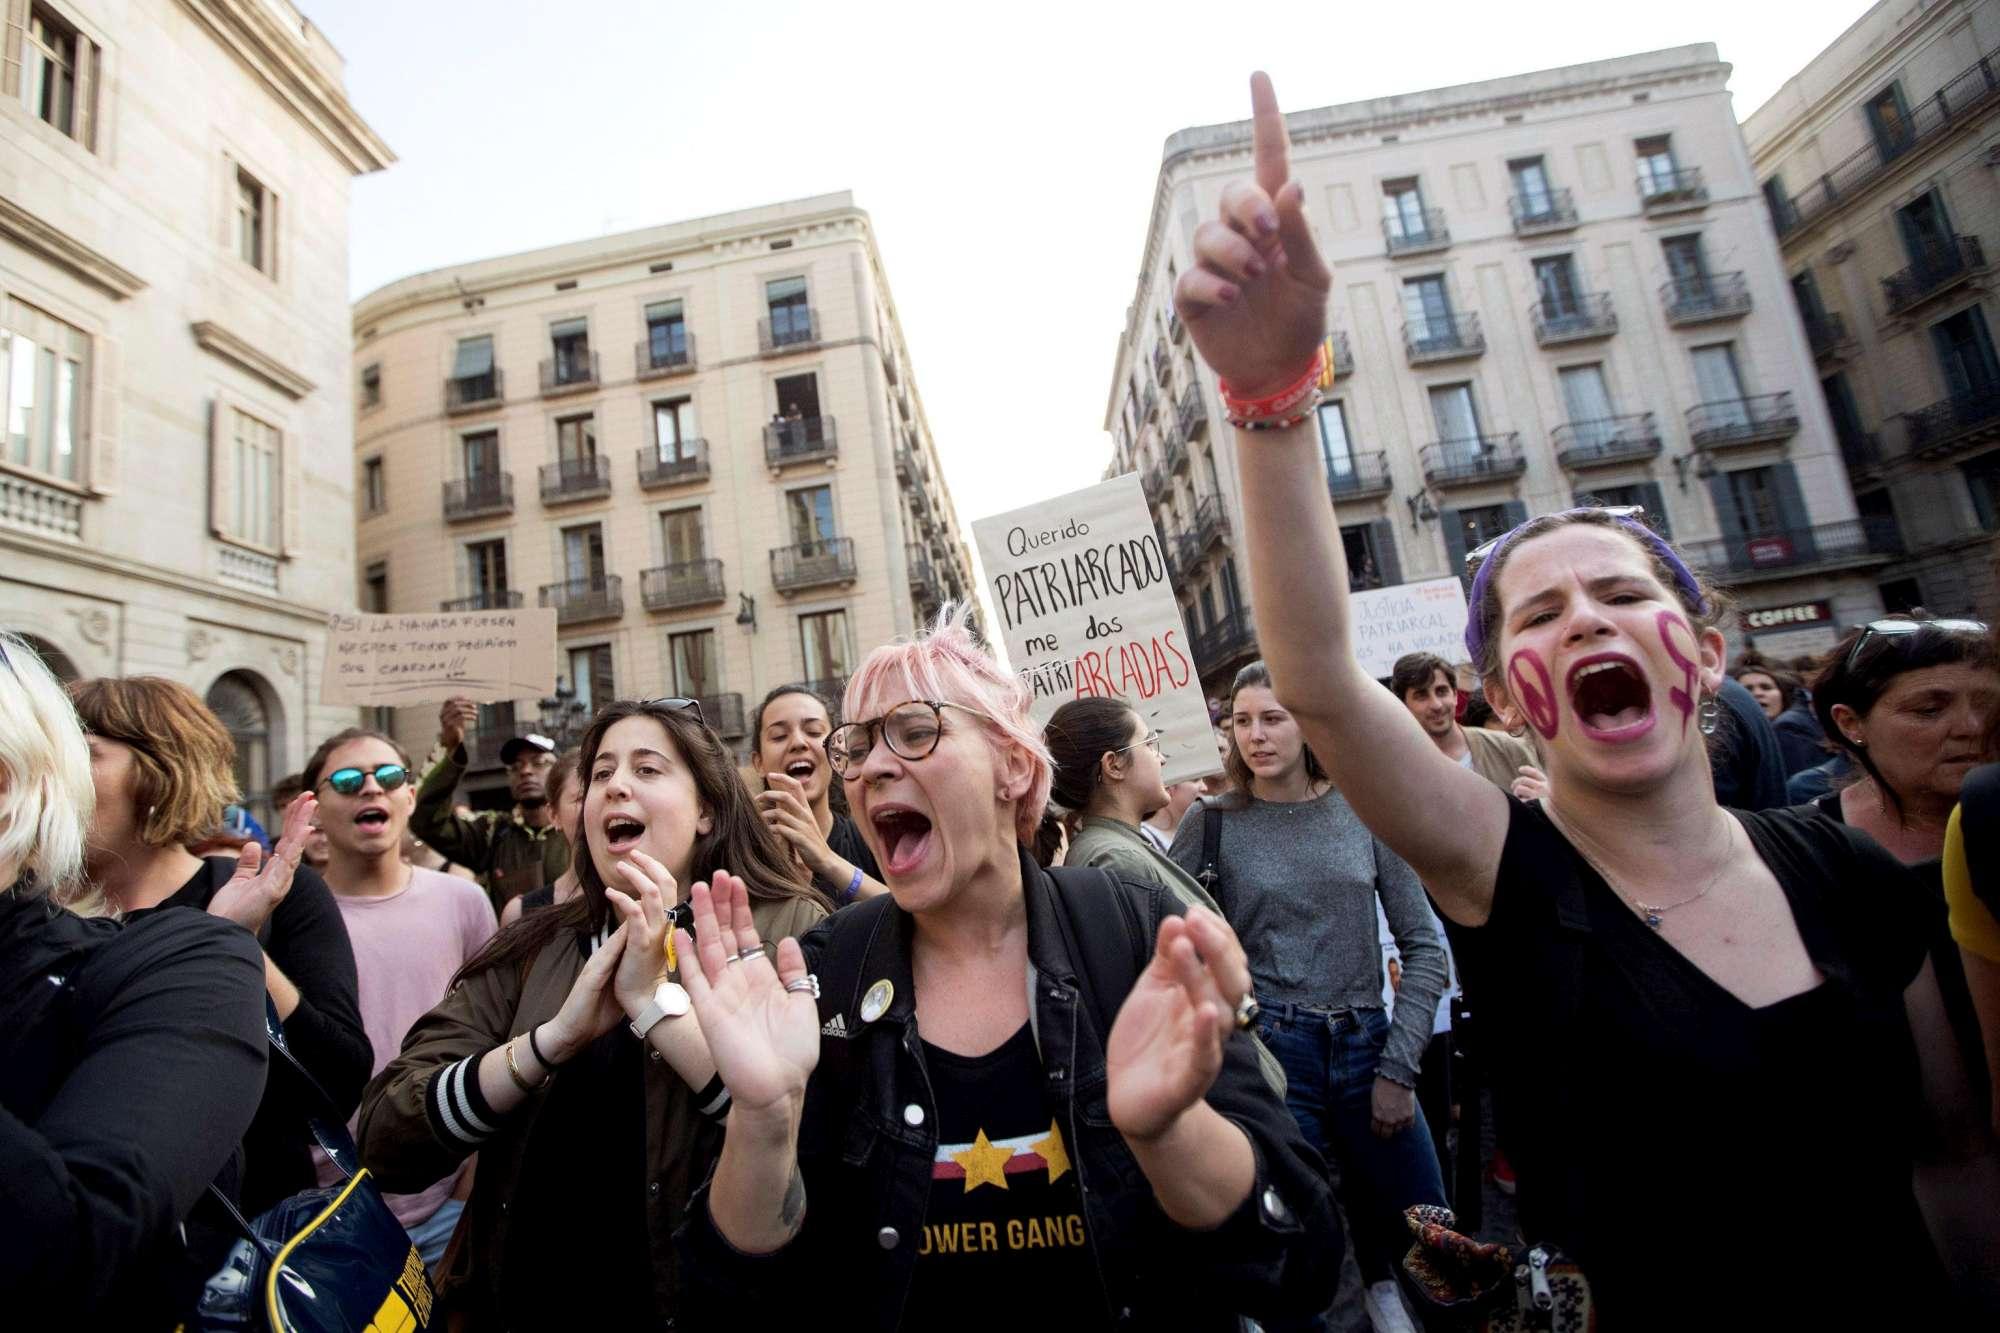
1020, 633, 1192, 703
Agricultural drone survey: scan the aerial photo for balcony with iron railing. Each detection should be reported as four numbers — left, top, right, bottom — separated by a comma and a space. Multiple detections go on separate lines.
444, 369, 502, 414
1420, 433, 1526, 487
1687, 392, 1800, 450
1383, 207, 1451, 256
759, 308, 821, 354
771, 537, 858, 592
635, 333, 697, 379
1662, 271, 1752, 325
637, 442, 709, 489
1638, 166, 1707, 213
1326, 451, 1393, 500
1160, 529, 1190, 581
1192, 608, 1258, 679
698, 692, 747, 739
1164, 425, 1189, 475
1904, 383, 2000, 457
764, 416, 838, 468
1553, 413, 1663, 470
442, 472, 513, 521
440, 589, 523, 612
1191, 493, 1231, 552
1404, 312, 1485, 365
539, 455, 612, 505
1328, 331, 1354, 377
539, 350, 599, 395
1151, 341, 1171, 385
539, 574, 624, 625
1803, 311, 1851, 361
639, 559, 726, 611
1882, 236, 1987, 316
1679, 518, 1903, 580
1141, 465, 1167, 506
1510, 187, 1578, 235
1773, 47, 2000, 239
1167, 304, 1185, 343
907, 544, 941, 603
1532, 292, 1617, 346
1176, 383, 1208, 441
1140, 382, 1158, 423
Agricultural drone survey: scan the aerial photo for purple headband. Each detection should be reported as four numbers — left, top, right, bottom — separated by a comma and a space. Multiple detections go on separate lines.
1463, 508, 1707, 662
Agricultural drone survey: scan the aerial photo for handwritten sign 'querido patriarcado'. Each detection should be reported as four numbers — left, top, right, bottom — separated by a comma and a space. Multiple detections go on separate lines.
321, 609, 558, 707
973, 474, 1216, 784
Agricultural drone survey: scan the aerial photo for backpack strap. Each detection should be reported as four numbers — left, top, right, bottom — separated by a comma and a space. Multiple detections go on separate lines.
1196, 797, 1224, 893
1042, 865, 1149, 1036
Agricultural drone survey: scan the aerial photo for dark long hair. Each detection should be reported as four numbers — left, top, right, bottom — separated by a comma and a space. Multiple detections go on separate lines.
456, 699, 827, 983
1221, 661, 1328, 806
1044, 696, 1141, 816
1811, 616, 1995, 819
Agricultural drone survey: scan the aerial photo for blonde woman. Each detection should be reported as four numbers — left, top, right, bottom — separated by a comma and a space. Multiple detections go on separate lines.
1, 635, 269, 1328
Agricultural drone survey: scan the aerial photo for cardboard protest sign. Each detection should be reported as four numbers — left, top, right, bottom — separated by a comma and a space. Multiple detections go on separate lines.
1348, 577, 1469, 680
321, 609, 557, 706
973, 474, 1217, 783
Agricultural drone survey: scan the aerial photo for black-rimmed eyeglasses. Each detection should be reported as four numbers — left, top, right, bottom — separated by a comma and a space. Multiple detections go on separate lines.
826, 700, 987, 777
1841, 618, 1988, 674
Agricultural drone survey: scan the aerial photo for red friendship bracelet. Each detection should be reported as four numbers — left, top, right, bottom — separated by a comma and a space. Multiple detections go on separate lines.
1219, 344, 1328, 421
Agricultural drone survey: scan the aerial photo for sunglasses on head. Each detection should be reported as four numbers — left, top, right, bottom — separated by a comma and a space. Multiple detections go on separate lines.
643, 696, 705, 725
1841, 618, 1989, 673
320, 763, 410, 796
1462, 505, 1646, 580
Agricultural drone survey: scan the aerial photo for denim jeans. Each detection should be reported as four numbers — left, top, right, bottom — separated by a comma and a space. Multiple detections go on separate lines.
405, 1196, 464, 1273
1258, 1006, 1445, 1318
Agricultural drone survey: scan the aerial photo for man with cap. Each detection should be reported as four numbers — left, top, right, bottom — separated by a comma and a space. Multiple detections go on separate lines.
409, 696, 571, 913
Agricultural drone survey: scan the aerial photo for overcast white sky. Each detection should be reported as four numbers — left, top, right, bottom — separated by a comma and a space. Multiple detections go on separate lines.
321, 0, 1874, 532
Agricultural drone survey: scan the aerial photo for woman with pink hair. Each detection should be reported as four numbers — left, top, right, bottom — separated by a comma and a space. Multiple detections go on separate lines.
672, 607, 1338, 1331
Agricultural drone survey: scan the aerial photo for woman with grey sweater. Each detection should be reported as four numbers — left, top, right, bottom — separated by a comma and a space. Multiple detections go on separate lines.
1171, 662, 1446, 1333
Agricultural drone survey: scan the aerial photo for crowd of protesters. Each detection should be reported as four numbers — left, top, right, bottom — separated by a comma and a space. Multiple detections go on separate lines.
5, 70, 2000, 1333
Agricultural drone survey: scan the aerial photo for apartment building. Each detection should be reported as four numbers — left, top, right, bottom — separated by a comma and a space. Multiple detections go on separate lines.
0, 0, 391, 822
352, 193, 973, 793
1105, 45, 1879, 688
1745, 0, 2000, 620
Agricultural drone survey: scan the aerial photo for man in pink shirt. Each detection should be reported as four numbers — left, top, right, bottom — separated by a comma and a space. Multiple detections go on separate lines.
305, 728, 496, 1269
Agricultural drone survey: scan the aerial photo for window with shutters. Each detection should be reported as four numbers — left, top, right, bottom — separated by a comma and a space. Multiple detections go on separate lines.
668, 629, 720, 697
653, 396, 697, 463
1341, 523, 1387, 591
14, 4, 99, 149
466, 538, 509, 600
361, 456, 384, 515
224, 406, 282, 551
359, 363, 381, 410
2, 295, 88, 484
660, 506, 705, 565
567, 644, 615, 715
234, 168, 276, 277
799, 609, 853, 684
363, 561, 388, 613
1454, 504, 1515, 552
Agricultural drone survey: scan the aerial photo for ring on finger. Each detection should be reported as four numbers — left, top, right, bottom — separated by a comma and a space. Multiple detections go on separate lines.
735, 945, 765, 964
1233, 992, 1261, 1031
783, 974, 820, 998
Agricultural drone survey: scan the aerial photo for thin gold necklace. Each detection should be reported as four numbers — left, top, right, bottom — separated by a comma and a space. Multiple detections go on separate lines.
1551, 809, 1737, 930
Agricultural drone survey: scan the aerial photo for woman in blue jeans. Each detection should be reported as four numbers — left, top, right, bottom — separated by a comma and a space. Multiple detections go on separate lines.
1172, 662, 1446, 1333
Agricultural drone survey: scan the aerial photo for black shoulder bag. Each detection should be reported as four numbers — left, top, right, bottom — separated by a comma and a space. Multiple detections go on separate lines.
192, 1000, 436, 1333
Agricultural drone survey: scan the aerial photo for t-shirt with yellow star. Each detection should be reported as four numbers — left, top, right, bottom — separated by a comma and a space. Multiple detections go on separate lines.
907, 1022, 1096, 1330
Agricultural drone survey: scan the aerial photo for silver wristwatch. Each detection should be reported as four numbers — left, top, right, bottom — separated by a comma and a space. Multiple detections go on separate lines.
628, 980, 690, 1040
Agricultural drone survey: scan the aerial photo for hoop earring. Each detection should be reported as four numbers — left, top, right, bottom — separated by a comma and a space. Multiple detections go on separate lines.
1697, 694, 1721, 737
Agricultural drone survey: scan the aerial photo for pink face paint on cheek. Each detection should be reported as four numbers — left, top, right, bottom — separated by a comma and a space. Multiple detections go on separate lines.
1507, 650, 1560, 740
1657, 611, 1700, 734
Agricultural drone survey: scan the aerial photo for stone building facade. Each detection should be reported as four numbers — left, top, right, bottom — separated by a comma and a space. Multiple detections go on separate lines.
1106, 45, 1881, 686
351, 193, 973, 793
0, 0, 391, 820
1745, 0, 2000, 624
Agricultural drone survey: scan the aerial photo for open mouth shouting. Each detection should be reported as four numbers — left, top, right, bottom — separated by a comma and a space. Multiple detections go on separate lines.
353, 805, 393, 833
784, 757, 818, 783
870, 803, 935, 877
1567, 655, 1656, 743
602, 814, 647, 857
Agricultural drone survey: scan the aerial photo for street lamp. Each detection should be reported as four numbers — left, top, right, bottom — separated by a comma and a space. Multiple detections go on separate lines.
539, 680, 588, 748
1671, 451, 1716, 492
1406, 490, 1438, 530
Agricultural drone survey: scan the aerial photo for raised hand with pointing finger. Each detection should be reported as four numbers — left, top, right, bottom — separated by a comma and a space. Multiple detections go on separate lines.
1177, 72, 1332, 399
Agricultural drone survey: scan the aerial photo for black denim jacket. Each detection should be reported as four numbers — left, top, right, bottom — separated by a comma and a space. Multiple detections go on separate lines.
678, 850, 1342, 1330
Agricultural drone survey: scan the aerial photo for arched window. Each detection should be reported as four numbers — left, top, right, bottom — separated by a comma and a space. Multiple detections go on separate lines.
9, 634, 78, 683
206, 671, 273, 825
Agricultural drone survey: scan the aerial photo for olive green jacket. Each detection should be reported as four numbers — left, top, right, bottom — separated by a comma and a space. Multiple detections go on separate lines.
411, 744, 570, 911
